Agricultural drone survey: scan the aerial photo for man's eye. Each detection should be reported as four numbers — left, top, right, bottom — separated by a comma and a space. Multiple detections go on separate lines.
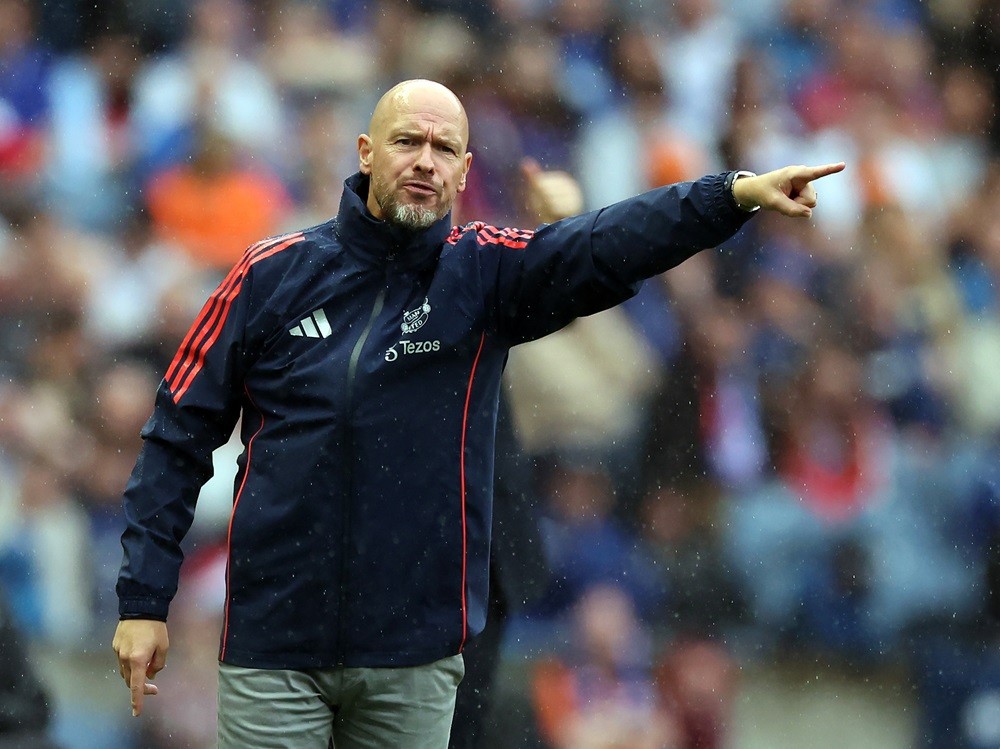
396, 138, 413, 146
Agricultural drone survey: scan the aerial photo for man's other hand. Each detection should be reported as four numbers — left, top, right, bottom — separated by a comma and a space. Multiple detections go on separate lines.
112, 619, 169, 717
521, 158, 585, 224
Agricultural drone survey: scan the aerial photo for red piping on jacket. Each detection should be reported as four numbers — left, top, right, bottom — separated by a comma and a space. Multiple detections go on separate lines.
458, 332, 486, 651
220, 384, 266, 661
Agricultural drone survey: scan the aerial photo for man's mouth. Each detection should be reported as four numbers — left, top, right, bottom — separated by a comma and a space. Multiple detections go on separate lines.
402, 181, 437, 197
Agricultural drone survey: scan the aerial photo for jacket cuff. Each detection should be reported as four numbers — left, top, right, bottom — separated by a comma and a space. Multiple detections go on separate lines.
119, 596, 170, 622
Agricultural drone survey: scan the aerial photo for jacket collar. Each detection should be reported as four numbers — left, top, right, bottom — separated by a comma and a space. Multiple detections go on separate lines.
335, 172, 451, 270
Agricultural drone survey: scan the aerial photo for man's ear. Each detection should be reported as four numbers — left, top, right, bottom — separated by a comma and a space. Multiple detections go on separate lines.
358, 134, 373, 174
457, 151, 473, 193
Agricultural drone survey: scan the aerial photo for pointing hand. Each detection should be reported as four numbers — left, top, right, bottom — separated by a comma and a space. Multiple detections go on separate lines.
732, 162, 847, 217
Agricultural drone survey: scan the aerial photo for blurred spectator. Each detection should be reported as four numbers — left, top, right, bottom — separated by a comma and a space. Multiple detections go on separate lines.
504, 307, 661, 470
13, 216, 99, 413
368, 0, 423, 85
932, 61, 993, 208
944, 168, 1000, 436
744, 227, 827, 393
908, 435, 1000, 749
447, 68, 528, 226
758, 0, 834, 100
75, 361, 161, 629
532, 584, 680, 749
0, 382, 92, 645
525, 456, 664, 628
130, 0, 287, 177
494, 30, 578, 170
279, 99, 359, 228
0, 0, 49, 202
82, 208, 197, 358
650, 0, 743, 150
655, 638, 739, 749
551, 0, 618, 119
854, 203, 958, 435
45, 32, 144, 231
641, 297, 767, 492
261, 1, 375, 105
576, 23, 713, 210
963, 1, 1000, 155
792, 7, 881, 134
0, 585, 60, 749
145, 124, 291, 272
725, 340, 977, 658
637, 481, 747, 640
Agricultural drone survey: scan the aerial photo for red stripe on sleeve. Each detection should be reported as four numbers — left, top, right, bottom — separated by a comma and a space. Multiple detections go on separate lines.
165, 234, 290, 388
168, 234, 304, 403
446, 222, 534, 250
475, 225, 533, 249
446, 222, 485, 245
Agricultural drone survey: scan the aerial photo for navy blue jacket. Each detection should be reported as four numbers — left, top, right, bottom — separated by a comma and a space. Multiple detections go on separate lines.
117, 172, 753, 669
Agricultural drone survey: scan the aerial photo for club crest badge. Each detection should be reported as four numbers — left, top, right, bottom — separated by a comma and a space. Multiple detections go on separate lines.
401, 297, 431, 334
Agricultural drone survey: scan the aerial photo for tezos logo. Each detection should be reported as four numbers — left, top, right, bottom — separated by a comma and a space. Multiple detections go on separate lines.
401, 297, 431, 334
384, 339, 440, 362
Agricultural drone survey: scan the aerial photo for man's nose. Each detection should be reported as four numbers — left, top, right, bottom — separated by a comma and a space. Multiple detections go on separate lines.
413, 142, 435, 172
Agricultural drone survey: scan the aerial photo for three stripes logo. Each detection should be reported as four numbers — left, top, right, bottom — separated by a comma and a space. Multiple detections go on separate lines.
289, 309, 333, 339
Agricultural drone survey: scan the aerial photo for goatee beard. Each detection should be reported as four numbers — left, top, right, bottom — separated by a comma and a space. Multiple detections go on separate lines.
374, 181, 441, 231
388, 202, 439, 230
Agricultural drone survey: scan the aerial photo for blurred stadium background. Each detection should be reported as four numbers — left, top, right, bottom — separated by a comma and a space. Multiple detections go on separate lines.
3, 0, 1000, 746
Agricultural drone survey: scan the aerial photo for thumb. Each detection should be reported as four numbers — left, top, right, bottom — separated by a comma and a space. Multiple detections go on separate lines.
147, 648, 167, 678
778, 194, 812, 218
520, 157, 542, 183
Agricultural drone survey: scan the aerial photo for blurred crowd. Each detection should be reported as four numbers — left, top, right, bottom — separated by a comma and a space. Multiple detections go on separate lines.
3, 0, 1000, 747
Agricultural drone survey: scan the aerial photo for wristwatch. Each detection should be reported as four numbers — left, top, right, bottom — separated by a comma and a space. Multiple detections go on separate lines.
726, 170, 760, 213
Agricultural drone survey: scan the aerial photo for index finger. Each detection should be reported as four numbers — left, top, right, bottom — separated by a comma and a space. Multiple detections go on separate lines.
799, 162, 846, 181
129, 660, 147, 716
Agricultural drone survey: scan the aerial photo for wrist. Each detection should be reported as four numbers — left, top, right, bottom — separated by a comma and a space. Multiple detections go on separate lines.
726, 170, 760, 213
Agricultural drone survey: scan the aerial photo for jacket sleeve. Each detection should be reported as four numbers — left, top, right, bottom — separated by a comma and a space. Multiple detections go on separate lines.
116, 257, 258, 621
480, 172, 754, 343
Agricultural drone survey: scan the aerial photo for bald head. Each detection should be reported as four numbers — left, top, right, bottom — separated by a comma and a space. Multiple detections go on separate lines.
358, 79, 473, 230
368, 79, 469, 149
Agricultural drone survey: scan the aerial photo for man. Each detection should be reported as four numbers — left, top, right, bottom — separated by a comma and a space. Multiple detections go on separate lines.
113, 78, 844, 748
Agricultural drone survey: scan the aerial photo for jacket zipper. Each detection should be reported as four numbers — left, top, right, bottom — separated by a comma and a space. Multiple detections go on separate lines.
335, 279, 388, 666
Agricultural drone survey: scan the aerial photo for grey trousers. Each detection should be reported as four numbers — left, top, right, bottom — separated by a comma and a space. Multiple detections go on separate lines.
218, 655, 465, 749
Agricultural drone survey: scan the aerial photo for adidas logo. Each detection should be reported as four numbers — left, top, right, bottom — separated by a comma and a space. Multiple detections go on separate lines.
289, 309, 333, 338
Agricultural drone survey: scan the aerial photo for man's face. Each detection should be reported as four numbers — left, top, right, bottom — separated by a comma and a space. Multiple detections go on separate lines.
358, 82, 473, 231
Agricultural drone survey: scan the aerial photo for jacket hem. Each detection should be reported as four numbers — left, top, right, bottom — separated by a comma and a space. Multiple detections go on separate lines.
218, 643, 463, 670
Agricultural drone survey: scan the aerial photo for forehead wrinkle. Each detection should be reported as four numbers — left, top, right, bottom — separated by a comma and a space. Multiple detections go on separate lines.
368, 80, 469, 148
